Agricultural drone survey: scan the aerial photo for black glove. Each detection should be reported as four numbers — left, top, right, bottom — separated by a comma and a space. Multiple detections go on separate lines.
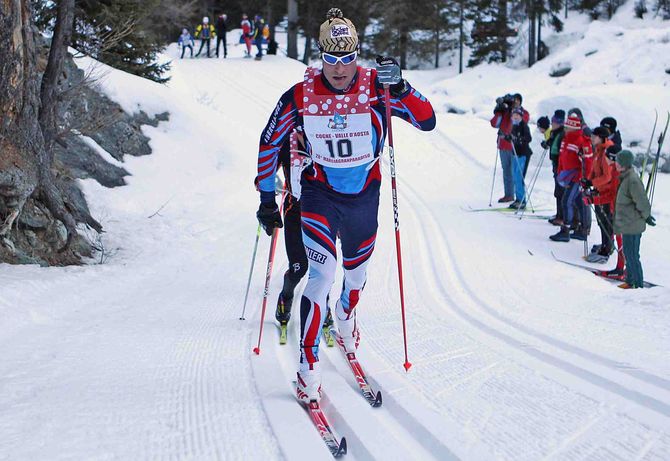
375, 56, 402, 86
503, 134, 512, 141
257, 202, 283, 236
540, 140, 549, 149
581, 178, 593, 189
646, 216, 656, 226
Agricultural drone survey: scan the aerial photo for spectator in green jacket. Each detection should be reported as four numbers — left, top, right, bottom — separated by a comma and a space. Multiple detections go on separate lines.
613, 150, 656, 289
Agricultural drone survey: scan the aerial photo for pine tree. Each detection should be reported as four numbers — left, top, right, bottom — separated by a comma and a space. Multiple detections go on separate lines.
468, 0, 515, 66
35, 0, 171, 83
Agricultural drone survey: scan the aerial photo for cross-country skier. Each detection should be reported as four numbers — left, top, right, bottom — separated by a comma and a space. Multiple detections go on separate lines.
613, 150, 656, 289
550, 114, 593, 242
547, 110, 566, 226
177, 28, 194, 59
195, 17, 216, 58
490, 93, 530, 203
506, 107, 532, 209
584, 126, 618, 263
255, 7, 435, 403
241, 14, 253, 58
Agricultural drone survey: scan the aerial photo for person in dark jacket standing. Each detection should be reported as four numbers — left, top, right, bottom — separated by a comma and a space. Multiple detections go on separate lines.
613, 150, 655, 288
547, 110, 566, 225
507, 107, 532, 209
253, 14, 265, 60
600, 116, 622, 158
215, 14, 227, 58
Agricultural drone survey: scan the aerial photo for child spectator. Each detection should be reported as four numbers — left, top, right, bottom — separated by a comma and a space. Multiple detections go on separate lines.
178, 28, 194, 59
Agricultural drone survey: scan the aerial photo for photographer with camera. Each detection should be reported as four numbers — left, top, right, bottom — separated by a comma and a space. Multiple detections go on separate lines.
490, 93, 529, 203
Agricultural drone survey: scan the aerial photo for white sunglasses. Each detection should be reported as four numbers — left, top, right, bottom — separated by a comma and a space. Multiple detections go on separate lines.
321, 51, 358, 66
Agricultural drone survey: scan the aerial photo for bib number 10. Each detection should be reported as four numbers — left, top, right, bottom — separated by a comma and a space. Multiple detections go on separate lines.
325, 139, 353, 158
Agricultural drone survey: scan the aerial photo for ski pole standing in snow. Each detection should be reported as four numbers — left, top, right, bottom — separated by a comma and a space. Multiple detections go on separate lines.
254, 7, 435, 403
488, 148, 499, 207
253, 190, 287, 354
518, 146, 547, 220
378, 56, 411, 372
239, 223, 262, 320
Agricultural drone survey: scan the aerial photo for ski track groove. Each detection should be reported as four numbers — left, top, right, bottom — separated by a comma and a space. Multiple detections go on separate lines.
373, 151, 670, 457
399, 172, 670, 416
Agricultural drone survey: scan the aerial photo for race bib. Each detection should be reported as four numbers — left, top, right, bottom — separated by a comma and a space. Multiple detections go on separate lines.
302, 67, 374, 169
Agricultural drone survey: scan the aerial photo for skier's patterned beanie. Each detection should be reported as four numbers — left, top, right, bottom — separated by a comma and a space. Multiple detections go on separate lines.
318, 8, 359, 53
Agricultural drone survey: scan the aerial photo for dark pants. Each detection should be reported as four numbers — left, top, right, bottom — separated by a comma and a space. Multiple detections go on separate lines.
216, 35, 227, 57
562, 182, 582, 227
180, 45, 193, 59
255, 38, 263, 58
622, 234, 643, 287
594, 204, 614, 253
281, 194, 308, 299
196, 39, 210, 57
552, 163, 564, 220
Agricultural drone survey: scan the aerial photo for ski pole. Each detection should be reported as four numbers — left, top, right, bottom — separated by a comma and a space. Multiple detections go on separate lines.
488, 148, 499, 207
383, 84, 412, 372
510, 142, 535, 213
253, 190, 287, 355
519, 147, 548, 220
239, 223, 262, 320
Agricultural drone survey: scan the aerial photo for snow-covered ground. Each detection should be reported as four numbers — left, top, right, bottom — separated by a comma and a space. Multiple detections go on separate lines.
2, 6, 669, 460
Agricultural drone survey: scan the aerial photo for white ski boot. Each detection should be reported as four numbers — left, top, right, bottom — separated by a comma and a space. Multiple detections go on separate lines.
334, 301, 360, 353
297, 365, 322, 403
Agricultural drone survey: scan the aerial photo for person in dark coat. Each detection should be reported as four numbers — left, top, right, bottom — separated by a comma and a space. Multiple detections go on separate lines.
215, 14, 228, 58
507, 107, 532, 209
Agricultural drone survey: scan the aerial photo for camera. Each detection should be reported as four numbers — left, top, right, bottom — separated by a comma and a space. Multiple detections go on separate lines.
495, 93, 516, 112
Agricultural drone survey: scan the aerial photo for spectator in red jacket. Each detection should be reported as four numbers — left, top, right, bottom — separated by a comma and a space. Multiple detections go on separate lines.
550, 114, 593, 242
490, 93, 529, 203
584, 126, 620, 263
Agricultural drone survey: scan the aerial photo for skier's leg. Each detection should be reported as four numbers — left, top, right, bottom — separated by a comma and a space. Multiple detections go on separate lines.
297, 186, 340, 400
276, 197, 308, 324
622, 234, 637, 286
181, 46, 185, 59
196, 40, 205, 57
500, 149, 514, 198
223, 34, 227, 57
335, 182, 380, 351
512, 155, 526, 203
216, 37, 221, 57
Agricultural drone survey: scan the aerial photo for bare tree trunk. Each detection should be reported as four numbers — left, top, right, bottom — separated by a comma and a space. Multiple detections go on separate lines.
287, 0, 298, 59
0, 0, 100, 262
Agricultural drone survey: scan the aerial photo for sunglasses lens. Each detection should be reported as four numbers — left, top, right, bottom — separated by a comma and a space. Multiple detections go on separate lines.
341, 52, 357, 64
322, 53, 338, 65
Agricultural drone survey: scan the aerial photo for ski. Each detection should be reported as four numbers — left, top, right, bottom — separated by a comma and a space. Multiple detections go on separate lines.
640, 110, 658, 182
551, 251, 660, 288
463, 205, 551, 214
295, 391, 347, 458
646, 111, 669, 195
322, 325, 335, 347
463, 205, 518, 212
279, 323, 288, 345
332, 331, 383, 407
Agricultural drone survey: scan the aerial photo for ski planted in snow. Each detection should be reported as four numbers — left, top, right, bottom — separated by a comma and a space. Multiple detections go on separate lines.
332, 331, 383, 407
279, 323, 288, 345
322, 325, 335, 347
463, 205, 518, 212
295, 393, 347, 458
551, 251, 660, 288
640, 110, 659, 182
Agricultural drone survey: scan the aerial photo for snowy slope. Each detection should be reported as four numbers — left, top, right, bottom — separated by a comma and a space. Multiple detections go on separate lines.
2, 7, 670, 460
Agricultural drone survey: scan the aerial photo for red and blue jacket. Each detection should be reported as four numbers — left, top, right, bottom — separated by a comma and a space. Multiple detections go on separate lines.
257, 67, 436, 203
